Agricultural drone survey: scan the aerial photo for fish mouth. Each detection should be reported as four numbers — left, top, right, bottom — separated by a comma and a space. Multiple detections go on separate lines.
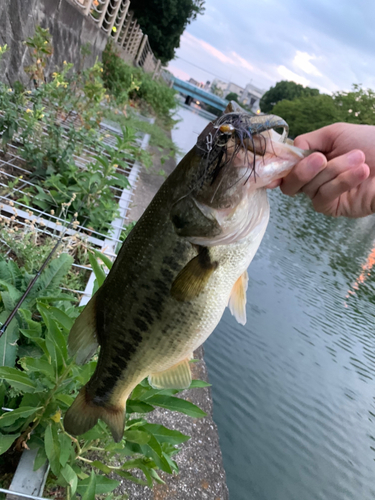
196, 112, 290, 186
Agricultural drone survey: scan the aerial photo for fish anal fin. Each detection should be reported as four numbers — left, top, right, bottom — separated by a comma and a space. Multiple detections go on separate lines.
171, 247, 218, 302
68, 296, 99, 365
228, 270, 249, 325
63, 386, 125, 443
149, 357, 192, 390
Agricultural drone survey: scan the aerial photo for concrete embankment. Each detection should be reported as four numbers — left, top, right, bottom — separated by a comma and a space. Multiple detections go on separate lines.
118, 142, 229, 500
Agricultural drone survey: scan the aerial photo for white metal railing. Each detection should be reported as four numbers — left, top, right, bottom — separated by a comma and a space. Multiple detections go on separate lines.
73, 0, 161, 75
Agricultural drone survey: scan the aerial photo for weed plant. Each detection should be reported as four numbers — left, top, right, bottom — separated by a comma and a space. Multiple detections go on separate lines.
0, 254, 208, 500
101, 42, 178, 124
0, 26, 207, 500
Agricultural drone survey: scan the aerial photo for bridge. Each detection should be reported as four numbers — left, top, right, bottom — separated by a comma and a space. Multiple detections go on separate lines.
171, 77, 228, 112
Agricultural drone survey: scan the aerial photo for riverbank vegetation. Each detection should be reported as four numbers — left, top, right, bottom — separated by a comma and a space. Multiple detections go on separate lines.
260, 80, 375, 137
0, 27, 207, 500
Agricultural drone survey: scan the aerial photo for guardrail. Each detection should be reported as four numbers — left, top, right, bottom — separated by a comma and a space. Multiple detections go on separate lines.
73, 0, 161, 78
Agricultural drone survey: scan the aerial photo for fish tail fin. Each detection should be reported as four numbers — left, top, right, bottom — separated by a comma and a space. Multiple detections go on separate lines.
63, 387, 126, 442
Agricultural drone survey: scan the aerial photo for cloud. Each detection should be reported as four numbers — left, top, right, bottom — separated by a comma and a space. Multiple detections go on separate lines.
292, 51, 322, 77
167, 0, 375, 95
277, 66, 310, 87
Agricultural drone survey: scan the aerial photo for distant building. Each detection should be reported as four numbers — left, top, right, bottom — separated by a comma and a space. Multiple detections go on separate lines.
239, 83, 265, 113
210, 78, 265, 112
188, 78, 203, 88
204, 80, 211, 91
225, 82, 245, 98
211, 79, 227, 97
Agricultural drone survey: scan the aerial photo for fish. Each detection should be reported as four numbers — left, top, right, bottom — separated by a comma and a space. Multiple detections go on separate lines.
63, 102, 311, 442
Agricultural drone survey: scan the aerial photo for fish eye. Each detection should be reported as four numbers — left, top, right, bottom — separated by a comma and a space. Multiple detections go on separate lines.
219, 124, 235, 134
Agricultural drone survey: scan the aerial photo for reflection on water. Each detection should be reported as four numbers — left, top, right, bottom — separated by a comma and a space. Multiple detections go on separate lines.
206, 192, 375, 500
172, 105, 375, 500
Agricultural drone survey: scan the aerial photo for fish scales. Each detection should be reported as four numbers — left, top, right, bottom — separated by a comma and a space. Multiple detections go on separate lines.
64, 102, 311, 442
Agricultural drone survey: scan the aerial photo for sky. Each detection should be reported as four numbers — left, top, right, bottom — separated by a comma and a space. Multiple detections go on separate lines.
167, 0, 375, 95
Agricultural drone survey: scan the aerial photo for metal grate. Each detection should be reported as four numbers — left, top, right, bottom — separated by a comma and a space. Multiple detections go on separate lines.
0, 119, 150, 304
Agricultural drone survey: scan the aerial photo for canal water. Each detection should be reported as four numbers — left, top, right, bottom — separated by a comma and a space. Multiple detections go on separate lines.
172, 104, 375, 500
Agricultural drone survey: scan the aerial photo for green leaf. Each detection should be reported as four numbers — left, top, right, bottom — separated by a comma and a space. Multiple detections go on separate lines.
55, 393, 74, 407
44, 424, 61, 476
145, 395, 206, 418
19, 328, 48, 355
189, 379, 211, 389
27, 253, 73, 300
0, 280, 22, 309
81, 470, 96, 500
126, 400, 154, 414
92, 460, 111, 474
34, 446, 48, 471
139, 434, 172, 474
141, 424, 190, 445
61, 463, 78, 496
117, 469, 148, 486
0, 313, 19, 368
76, 475, 119, 496
124, 429, 151, 445
38, 303, 67, 365
149, 468, 165, 484
58, 433, 72, 467
0, 406, 41, 428
20, 357, 55, 380
91, 249, 113, 270
0, 367, 36, 393
49, 307, 74, 331
0, 383, 5, 409
88, 252, 106, 287
0, 432, 20, 454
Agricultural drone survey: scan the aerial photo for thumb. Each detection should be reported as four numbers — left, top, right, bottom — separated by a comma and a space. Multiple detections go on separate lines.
294, 126, 336, 153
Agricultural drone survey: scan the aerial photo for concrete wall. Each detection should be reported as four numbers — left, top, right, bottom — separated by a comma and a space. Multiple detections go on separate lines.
0, 0, 108, 86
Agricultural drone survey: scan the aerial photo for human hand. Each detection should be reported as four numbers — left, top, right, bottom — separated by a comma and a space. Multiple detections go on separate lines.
270, 123, 375, 217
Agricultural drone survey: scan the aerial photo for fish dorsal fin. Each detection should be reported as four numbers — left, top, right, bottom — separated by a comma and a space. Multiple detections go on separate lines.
68, 296, 99, 365
228, 271, 249, 325
171, 247, 218, 302
148, 357, 192, 390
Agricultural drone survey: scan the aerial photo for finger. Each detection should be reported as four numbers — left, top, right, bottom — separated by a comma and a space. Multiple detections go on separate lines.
265, 179, 282, 189
294, 124, 341, 152
312, 163, 370, 214
279, 152, 327, 196
302, 150, 366, 200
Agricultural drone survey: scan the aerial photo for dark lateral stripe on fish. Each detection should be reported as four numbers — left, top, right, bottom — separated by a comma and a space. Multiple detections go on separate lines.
162, 255, 181, 271
137, 309, 154, 325
133, 318, 148, 333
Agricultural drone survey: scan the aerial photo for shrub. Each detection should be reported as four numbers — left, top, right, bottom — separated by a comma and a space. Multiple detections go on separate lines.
102, 42, 177, 121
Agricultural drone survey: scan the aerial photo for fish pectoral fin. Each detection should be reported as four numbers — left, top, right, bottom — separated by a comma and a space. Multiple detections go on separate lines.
68, 296, 99, 365
228, 271, 249, 325
170, 246, 218, 302
148, 357, 193, 390
63, 386, 126, 442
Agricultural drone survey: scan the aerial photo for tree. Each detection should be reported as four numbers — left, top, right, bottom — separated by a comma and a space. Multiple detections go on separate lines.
272, 94, 340, 138
260, 80, 319, 113
333, 84, 375, 125
271, 84, 375, 138
225, 92, 239, 102
211, 83, 224, 98
130, 0, 205, 64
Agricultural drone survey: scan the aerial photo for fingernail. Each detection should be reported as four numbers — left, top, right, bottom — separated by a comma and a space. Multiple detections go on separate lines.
307, 153, 325, 170
346, 150, 364, 166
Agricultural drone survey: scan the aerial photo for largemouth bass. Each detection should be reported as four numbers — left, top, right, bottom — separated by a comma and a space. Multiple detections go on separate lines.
64, 103, 310, 442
